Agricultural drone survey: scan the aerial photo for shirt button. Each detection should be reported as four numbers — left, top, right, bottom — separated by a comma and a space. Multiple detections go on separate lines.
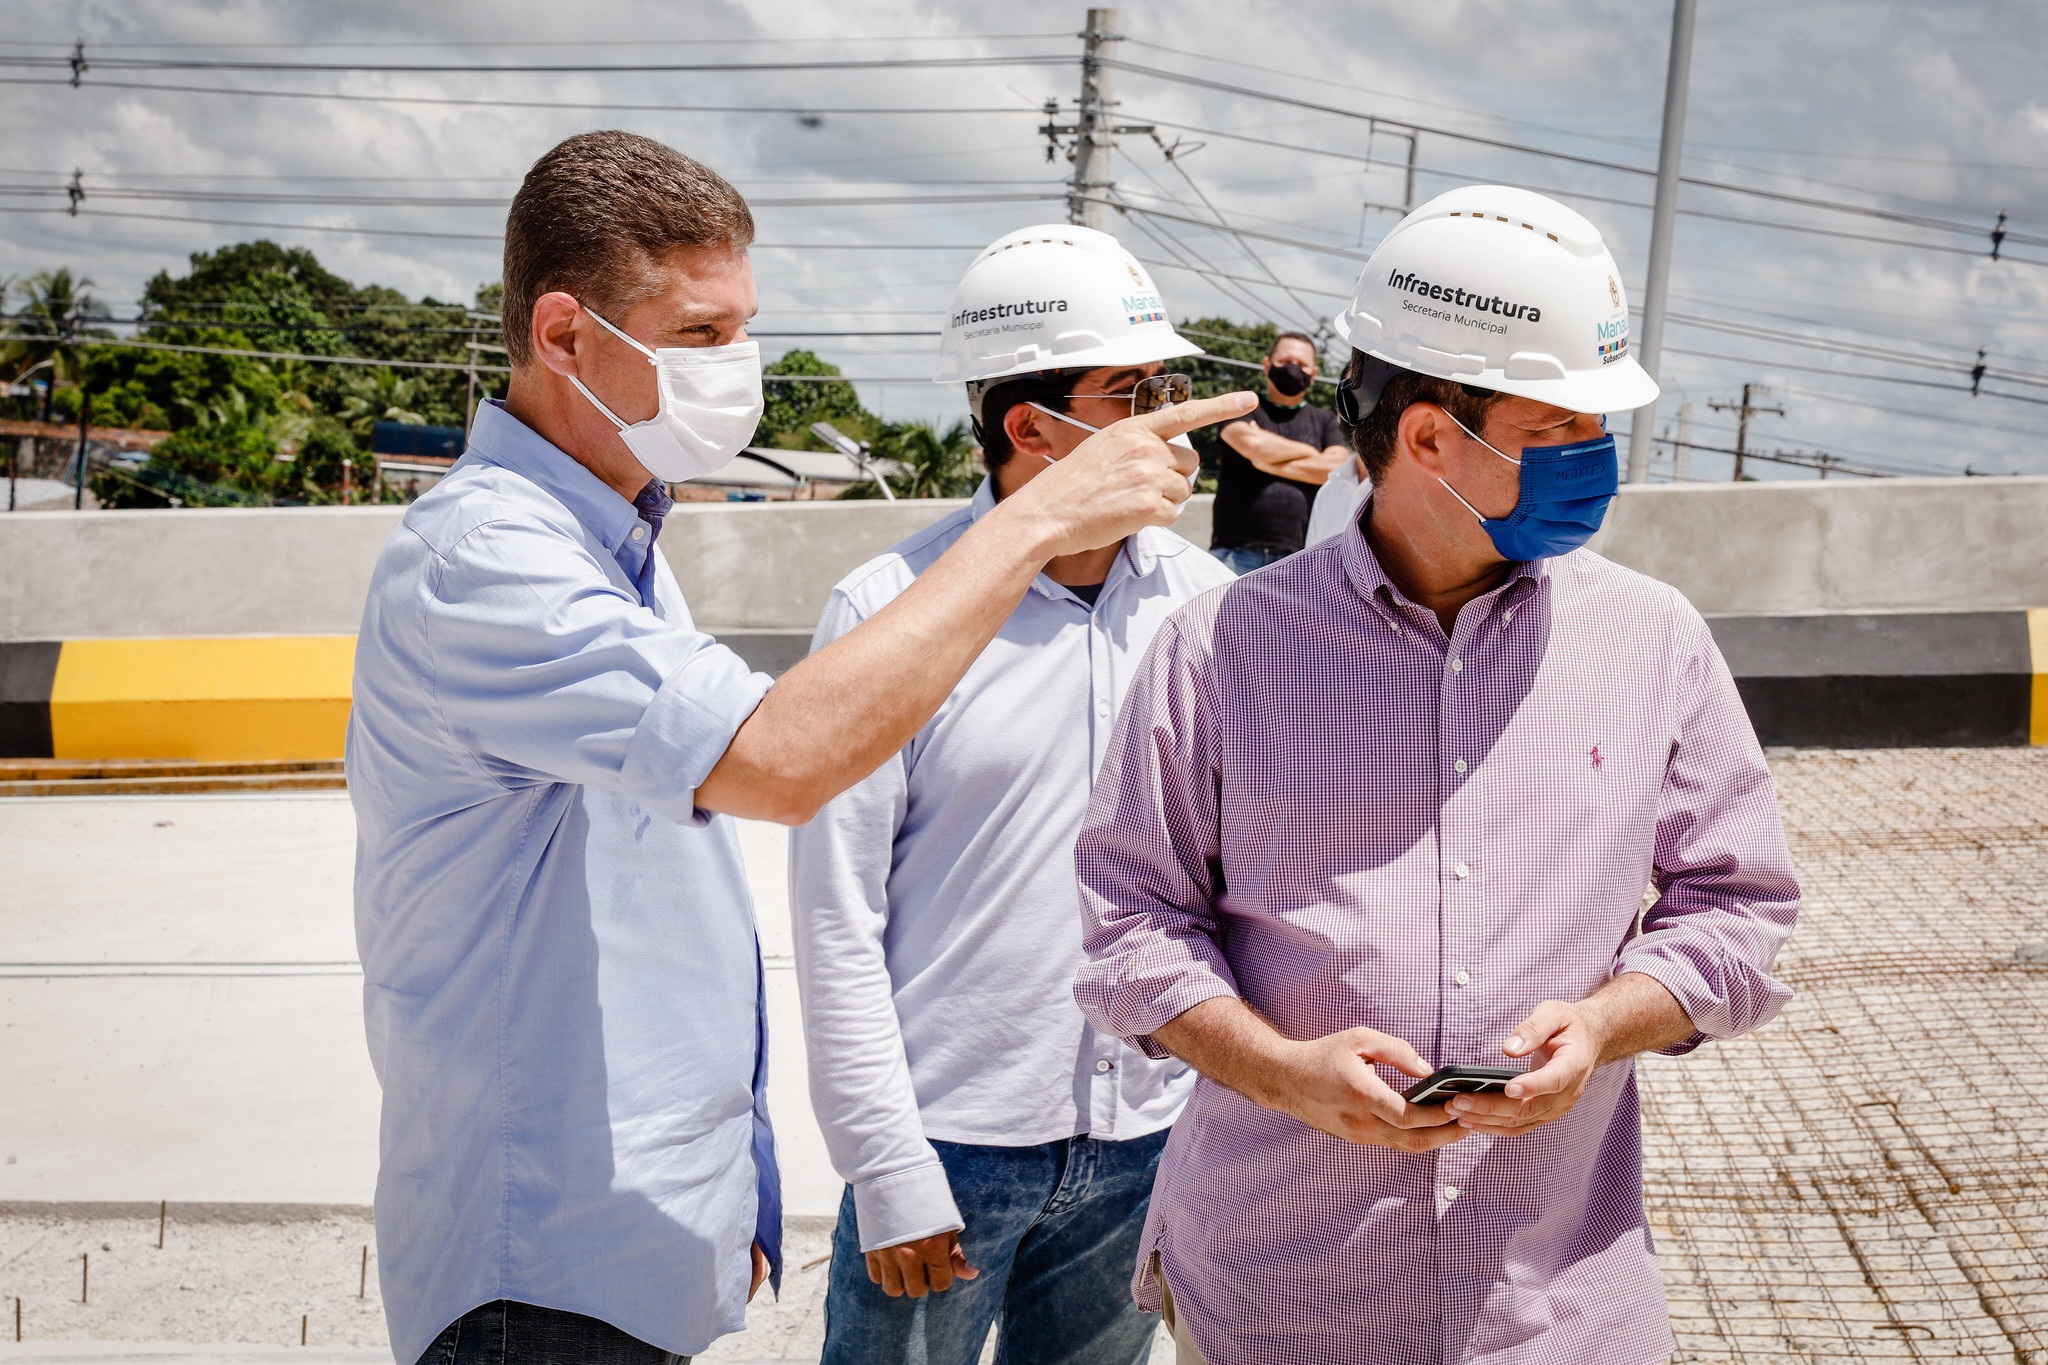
1454, 970, 1470, 987
1443, 1186, 1461, 1201
1504, 607, 1515, 621
1453, 861, 1470, 879
1095, 1059, 1114, 1073
630, 525, 647, 541
1452, 758, 1467, 774
1096, 700, 1110, 719
1449, 657, 1463, 673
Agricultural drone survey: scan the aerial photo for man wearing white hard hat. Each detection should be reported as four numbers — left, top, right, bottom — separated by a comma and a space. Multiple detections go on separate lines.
791, 225, 1239, 1364
1074, 187, 1800, 1363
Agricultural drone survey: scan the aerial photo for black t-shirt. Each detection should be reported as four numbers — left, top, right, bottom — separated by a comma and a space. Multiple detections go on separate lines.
1210, 396, 1347, 554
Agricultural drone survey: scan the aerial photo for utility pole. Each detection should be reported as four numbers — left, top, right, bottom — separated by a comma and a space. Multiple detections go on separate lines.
72, 391, 89, 509
1624, 0, 1698, 484
465, 314, 480, 427
1708, 383, 1784, 481
1673, 402, 1694, 482
1040, 10, 1151, 229
1071, 9, 1119, 229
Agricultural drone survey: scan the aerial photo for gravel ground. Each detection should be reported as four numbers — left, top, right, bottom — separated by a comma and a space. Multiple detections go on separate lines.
0, 1211, 1166, 1363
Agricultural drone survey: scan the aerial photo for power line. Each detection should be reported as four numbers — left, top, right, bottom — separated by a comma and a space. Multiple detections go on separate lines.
0, 33, 1071, 51
1107, 60, 2046, 251
0, 75, 1041, 118
0, 182, 1065, 210
0, 330, 950, 384
0, 52, 1074, 74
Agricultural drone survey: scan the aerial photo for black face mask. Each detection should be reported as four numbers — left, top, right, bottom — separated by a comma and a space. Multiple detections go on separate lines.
1268, 362, 1313, 397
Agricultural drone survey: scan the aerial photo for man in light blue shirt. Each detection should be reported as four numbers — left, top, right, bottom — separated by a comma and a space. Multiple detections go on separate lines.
789, 226, 1234, 1365
346, 133, 1250, 1365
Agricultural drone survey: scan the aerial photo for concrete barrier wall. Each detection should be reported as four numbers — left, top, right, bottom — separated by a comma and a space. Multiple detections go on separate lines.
3, 479, 2044, 642
1587, 477, 2048, 615
3, 479, 2046, 756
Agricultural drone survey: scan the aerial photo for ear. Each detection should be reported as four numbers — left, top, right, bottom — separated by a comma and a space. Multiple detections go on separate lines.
1395, 402, 1456, 478
527, 291, 585, 377
1003, 401, 1056, 460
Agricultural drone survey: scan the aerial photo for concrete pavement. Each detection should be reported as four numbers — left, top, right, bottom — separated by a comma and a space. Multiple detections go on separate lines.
0, 793, 837, 1217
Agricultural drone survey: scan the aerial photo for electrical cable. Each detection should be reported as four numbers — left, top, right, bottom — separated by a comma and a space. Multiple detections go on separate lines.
1106, 61, 2047, 249
0, 53, 1074, 74
0, 75, 1042, 118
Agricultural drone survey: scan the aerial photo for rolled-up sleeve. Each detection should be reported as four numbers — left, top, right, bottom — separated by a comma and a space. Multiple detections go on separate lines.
1619, 610, 1800, 1054
1073, 612, 1241, 1059
788, 587, 964, 1253
424, 518, 770, 826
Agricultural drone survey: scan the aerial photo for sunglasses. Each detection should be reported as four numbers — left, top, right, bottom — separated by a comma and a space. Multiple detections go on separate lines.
1069, 373, 1193, 417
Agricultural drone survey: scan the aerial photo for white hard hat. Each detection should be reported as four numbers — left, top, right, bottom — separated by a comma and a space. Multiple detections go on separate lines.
1333, 186, 1658, 415
934, 225, 1202, 399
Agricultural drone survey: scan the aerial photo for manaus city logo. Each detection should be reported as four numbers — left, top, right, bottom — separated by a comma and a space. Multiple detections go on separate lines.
1608, 275, 1621, 307
1127, 261, 1146, 287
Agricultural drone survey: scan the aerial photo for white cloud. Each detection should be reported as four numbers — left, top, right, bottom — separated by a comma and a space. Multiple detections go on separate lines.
2, 0, 2044, 469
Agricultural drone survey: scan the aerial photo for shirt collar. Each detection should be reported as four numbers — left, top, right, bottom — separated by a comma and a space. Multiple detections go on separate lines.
1339, 490, 1546, 628
969, 475, 1164, 597
465, 399, 644, 555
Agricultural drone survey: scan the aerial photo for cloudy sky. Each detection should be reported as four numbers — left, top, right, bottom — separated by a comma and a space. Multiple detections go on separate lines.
4, 0, 2047, 478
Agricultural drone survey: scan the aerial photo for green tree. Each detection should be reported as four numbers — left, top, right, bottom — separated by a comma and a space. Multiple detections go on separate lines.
12, 267, 110, 420
32, 238, 498, 506
338, 368, 428, 440
837, 420, 980, 499
757, 349, 879, 448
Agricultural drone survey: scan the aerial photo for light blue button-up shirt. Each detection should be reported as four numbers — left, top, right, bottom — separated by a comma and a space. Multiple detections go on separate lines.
788, 479, 1234, 1252
347, 400, 777, 1364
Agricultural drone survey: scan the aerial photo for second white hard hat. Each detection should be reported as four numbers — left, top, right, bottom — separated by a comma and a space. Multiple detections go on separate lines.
1333, 186, 1658, 415
933, 224, 1202, 392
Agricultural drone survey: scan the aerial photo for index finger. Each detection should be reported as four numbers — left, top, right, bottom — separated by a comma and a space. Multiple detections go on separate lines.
1120, 390, 1257, 440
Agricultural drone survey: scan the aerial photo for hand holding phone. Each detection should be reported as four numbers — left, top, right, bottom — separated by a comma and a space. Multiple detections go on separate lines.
1401, 1065, 1526, 1104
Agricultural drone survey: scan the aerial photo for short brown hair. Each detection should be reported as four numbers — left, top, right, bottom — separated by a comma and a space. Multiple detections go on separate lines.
1340, 349, 1504, 483
1268, 330, 1317, 359
501, 131, 755, 366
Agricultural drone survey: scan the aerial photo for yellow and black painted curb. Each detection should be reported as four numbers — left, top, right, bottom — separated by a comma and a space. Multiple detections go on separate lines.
1708, 609, 2048, 749
0, 613, 2042, 760
0, 637, 354, 761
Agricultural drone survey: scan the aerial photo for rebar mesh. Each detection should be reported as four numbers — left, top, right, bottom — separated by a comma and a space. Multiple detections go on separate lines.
1644, 747, 2048, 1362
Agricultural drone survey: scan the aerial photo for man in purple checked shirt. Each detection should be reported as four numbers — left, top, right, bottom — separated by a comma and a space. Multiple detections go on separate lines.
1072, 186, 1801, 1365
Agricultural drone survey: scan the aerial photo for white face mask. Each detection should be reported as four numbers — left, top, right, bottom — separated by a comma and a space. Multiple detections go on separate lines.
570, 307, 765, 482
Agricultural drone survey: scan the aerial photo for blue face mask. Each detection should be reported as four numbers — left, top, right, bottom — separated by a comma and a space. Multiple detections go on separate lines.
1436, 413, 1619, 562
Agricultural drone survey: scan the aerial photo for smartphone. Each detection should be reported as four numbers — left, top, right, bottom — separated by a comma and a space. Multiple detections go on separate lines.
1402, 1065, 1526, 1104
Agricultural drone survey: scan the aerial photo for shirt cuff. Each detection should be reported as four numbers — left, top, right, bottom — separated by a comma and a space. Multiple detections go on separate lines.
851, 1161, 965, 1254
1087, 971, 1239, 1060
1612, 944, 1786, 1058
619, 642, 773, 826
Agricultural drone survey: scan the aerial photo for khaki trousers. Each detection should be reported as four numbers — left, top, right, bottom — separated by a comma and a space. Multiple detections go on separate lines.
1157, 1268, 1210, 1365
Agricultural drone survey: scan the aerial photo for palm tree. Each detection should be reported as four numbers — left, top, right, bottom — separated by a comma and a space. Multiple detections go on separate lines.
339, 367, 427, 440
867, 420, 981, 498
13, 268, 107, 421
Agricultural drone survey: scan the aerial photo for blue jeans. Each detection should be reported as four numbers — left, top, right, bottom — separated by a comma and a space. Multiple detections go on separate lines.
1209, 545, 1288, 575
822, 1129, 1169, 1365
414, 1301, 688, 1365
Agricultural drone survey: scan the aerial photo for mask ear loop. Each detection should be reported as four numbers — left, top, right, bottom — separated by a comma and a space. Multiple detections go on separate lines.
1025, 401, 1100, 465
570, 305, 658, 432
584, 306, 660, 364
1435, 406, 1519, 526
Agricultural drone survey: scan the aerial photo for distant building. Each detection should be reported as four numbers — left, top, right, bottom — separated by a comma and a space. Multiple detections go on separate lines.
372, 422, 466, 502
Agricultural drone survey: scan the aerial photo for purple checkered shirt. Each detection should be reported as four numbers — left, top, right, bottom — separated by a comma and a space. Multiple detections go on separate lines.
1072, 511, 1800, 1365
